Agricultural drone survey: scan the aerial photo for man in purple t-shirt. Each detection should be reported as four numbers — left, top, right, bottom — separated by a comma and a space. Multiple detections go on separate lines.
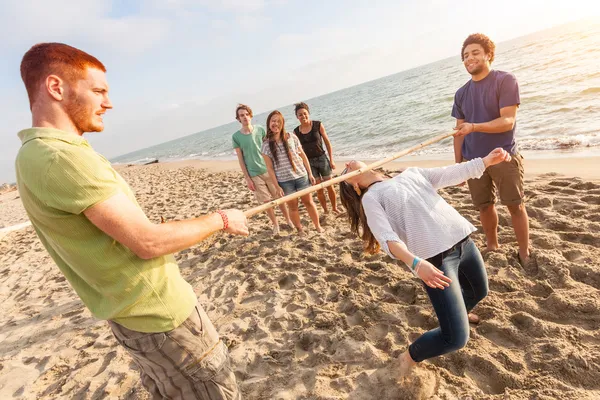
452, 33, 531, 265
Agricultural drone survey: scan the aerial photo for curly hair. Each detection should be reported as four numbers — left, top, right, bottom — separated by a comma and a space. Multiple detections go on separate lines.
294, 102, 309, 116
461, 33, 495, 63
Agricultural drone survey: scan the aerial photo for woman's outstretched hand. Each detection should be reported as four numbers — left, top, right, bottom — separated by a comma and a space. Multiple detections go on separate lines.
415, 260, 452, 289
483, 148, 511, 168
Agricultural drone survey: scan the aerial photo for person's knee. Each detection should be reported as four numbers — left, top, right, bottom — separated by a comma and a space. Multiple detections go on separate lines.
477, 283, 489, 303
287, 202, 299, 211
303, 199, 315, 208
479, 203, 495, 213
451, 330, 470, 351
507, 203, 525, 216
442, 323, 470, 351
301, 196, 314, 206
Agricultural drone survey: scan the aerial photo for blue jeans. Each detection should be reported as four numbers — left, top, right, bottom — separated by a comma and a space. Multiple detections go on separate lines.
408, 238, 488, 362
278, 175, 310, 196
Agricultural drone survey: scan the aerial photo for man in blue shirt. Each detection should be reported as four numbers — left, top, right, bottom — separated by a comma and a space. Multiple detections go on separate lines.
452, 33, 531, 265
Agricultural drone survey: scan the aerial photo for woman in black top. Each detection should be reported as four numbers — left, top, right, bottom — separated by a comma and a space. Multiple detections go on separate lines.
294, 102, 340, 214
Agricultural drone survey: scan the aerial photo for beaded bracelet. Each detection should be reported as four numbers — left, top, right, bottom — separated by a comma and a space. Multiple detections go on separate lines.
216, 210, 228, 230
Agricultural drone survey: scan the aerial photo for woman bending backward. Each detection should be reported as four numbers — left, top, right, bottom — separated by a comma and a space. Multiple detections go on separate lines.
338, 148, 511, 375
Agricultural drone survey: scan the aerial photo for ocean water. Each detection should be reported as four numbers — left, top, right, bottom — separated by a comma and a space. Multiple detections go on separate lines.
111, 20, 600, 165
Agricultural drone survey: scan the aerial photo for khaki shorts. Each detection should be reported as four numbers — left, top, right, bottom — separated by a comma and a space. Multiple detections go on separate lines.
464, 153, 525, 209
109, 304, 240, 400
250, 173, 278, 204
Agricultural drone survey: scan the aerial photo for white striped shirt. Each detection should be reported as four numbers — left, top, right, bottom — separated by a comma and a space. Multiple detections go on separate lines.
261, 133, 307, 182
362, 158, 486, 260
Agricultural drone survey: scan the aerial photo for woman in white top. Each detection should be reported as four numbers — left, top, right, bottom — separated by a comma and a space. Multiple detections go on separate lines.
262, 110, 324, 235
338, 147, 511, 375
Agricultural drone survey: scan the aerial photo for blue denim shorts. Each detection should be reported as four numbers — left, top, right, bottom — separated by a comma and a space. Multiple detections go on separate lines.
278, 175, 310, 196
308, 153, 332, 180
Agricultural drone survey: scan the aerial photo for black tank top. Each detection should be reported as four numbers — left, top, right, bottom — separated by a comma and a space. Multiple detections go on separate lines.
294, 121, 325, 159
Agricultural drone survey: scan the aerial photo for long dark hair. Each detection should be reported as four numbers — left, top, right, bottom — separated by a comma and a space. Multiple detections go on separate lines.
339, 181, 380, 254
266, 110, 298, 172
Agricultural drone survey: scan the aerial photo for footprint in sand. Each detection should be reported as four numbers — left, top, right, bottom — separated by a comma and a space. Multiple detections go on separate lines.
581, 195, 600, 205
348, 363, 438, 400
559, 232, 600, 247
364, 261, 387, 271
568, 263, 600, 290
478, 320, 525, 349
461, 354, 522, 395
363, 274, 389, 287
94, 350, 117, 377
278, 273, 300, 290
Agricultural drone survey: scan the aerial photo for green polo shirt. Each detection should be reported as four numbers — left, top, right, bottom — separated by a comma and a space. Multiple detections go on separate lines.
15, 127, 196, 333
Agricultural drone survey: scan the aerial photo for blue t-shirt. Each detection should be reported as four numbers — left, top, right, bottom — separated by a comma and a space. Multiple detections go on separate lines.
451, 70, 520, 159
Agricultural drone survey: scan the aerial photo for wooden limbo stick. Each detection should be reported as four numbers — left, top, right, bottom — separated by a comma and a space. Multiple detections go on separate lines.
244, 131, 455, 218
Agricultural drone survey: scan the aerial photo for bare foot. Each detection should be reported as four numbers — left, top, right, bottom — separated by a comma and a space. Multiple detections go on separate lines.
395, 350, 417, 377
272, 225, 280, 236
468, 313, 480, 324
332, 208, 342, 214
316, 226, 325, 233
297, 229, 306, 237
518, 250, 536, 268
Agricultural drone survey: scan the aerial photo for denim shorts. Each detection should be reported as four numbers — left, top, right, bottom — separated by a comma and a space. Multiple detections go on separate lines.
278, 175, 310, 196
308, 153, 332, 180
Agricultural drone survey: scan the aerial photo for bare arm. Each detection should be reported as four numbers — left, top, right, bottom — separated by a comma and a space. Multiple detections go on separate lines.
320, 123, 336, 170
235, 148, 255, 191
84, 191, 248, 260
453, 118, 465, 163
297, 146, 315, 184
454, 105, 518, 136
387, 241, 414, 265
262, 154, 284, 197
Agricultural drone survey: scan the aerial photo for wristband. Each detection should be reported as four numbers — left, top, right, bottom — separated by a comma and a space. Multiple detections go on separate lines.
410, 256, 421, 277
411, 256, 421, 270
216, 210, 228, 230
413, 262, 422, 277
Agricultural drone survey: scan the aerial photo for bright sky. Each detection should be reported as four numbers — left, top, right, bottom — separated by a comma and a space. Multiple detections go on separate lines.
1, 0, 599, 183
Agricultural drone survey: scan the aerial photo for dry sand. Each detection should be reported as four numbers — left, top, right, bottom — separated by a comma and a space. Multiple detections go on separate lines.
1, 156, 600, 399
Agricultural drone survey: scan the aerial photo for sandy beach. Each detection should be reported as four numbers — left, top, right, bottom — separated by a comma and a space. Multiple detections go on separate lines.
1, 154, 600, 399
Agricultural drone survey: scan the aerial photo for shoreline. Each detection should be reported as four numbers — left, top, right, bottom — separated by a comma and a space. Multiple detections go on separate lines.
115, 149, 600, 180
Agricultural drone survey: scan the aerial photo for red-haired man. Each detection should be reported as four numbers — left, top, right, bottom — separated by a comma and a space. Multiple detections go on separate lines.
16, 42, 245, 399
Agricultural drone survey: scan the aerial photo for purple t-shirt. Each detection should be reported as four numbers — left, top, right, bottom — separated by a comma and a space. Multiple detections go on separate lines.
451, 70, 520, 159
